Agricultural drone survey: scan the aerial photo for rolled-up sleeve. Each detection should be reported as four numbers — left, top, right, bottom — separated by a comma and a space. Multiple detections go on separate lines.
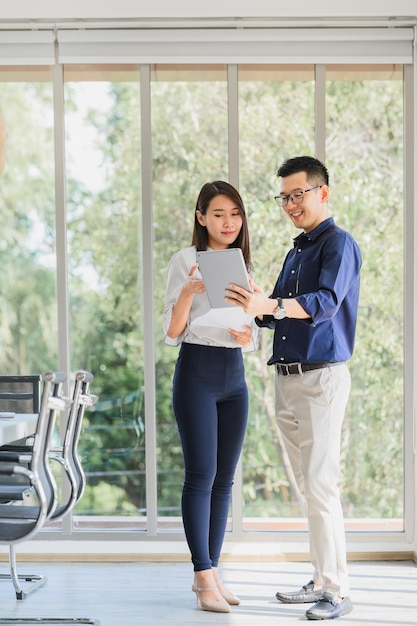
296, 234, 361, 325
163, 250, 192, 346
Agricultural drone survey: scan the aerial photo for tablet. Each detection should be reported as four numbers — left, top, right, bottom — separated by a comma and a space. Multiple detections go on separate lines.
196, 248, 252, 309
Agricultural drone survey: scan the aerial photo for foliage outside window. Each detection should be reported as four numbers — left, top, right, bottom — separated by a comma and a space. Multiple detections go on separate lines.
0, 63, 404, 532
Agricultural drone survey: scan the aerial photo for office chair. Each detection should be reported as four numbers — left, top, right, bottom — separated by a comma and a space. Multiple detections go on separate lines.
0, 371, 98, 519
0, 374, 41, 414
49, 370, 98, 521
0, 371, 70, 600
0, 374, 41, 502
0, 373, 101, 626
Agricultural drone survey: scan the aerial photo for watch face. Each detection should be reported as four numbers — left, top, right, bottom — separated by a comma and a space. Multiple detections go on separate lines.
273, 307, 286, 320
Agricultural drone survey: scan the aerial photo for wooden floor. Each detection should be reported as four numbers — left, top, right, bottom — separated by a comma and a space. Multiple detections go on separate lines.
0, 559, 416, 625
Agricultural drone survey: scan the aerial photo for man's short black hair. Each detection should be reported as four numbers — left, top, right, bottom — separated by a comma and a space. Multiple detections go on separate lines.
277, 156, 329, 187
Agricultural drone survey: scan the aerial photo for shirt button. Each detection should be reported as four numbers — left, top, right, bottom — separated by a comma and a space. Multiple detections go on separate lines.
291, 269, 295, 274
282, 336, 286, 340
279, 357, 285, 361
297, 248, 302, 253
288, 292, 293, 296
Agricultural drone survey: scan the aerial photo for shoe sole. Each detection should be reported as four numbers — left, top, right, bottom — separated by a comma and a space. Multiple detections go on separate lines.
306, 603, 353, 620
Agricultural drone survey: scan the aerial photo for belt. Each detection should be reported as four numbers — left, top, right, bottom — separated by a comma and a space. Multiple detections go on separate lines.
275, 362, 340, 376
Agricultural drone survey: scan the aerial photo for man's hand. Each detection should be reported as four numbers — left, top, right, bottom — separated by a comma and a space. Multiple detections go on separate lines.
225, 279, 275, 316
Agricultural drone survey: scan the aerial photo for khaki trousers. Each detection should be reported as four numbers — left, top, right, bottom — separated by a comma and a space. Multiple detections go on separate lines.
275, 363, 351, 597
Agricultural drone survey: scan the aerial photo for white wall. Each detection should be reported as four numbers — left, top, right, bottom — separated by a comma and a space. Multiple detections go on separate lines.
0, 0, 416, 21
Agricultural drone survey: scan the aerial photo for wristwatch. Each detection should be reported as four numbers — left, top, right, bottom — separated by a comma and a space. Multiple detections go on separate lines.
272, 297, 286, 320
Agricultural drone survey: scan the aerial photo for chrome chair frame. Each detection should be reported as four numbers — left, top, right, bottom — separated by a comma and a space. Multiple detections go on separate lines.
0, 371, 97, 515
0, 372, 70, 600
0, 372, 100, 626
49, 370, 98, 521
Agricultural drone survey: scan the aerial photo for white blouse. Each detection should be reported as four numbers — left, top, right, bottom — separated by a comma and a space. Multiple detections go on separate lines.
163, 245, 257, 351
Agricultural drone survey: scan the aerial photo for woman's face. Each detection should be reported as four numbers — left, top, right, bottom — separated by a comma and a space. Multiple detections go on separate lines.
196, 194, 243, 250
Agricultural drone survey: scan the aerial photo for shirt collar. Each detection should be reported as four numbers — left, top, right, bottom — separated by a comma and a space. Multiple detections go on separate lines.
293, 217, 335, 245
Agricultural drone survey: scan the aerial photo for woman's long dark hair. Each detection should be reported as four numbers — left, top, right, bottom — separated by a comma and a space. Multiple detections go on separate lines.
191, 180, 252, 271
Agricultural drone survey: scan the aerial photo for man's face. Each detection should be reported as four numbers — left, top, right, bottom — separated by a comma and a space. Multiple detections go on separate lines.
279, 171, 329, 233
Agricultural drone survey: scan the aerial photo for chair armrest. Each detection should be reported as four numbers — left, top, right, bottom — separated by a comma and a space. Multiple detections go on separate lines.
0, 463, 35, 481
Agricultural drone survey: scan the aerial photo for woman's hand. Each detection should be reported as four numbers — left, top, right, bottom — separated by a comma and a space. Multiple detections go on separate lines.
166, 264, 205, 339
184, 263, 206, 295
228, 324, 253, 347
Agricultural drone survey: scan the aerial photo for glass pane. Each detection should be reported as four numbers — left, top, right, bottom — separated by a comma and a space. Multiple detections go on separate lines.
326, 64, 404, 528
238, 64, 316, 530
239, 64, 404, 532
64, 66, 146, 529
151, 64, 229, 528
0, 67, 57, 376
0, 55, 408, 544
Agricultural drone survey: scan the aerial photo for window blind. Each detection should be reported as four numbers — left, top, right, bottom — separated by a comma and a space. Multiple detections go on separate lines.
57, 27, 414, 64
0, 30, 55, 65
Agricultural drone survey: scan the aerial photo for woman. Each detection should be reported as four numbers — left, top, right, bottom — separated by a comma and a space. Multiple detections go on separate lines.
163, 181, 256, 613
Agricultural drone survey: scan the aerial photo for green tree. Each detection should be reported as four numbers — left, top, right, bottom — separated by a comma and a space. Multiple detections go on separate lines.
0, 80, 58, 375
2, 70, 404, 521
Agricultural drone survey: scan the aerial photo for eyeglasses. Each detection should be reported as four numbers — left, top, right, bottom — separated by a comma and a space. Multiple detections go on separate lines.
274, 185, 322, 207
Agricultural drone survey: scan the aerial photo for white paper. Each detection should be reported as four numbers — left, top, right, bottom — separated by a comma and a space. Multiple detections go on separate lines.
191, 306, 254, 331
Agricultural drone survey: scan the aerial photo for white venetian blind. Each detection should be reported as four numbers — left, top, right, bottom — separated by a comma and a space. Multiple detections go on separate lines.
0, 30, 55, 65
57, 27, 414, 64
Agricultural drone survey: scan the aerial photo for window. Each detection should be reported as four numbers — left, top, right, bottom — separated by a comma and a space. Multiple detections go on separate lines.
64, 66, 146, 527
0, 67, 57, 375
62, 62, 405, 535
0, 25, 413, 550
151, 64, 229, 527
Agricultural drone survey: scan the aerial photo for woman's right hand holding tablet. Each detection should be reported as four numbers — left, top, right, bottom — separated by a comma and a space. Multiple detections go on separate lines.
185, 264, 206, 295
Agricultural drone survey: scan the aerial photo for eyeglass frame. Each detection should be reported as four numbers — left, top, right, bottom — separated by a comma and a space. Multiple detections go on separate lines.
274, 185, 322, 208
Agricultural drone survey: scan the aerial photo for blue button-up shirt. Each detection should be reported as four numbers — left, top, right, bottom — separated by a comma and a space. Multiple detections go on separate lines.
256, 217, 362, 365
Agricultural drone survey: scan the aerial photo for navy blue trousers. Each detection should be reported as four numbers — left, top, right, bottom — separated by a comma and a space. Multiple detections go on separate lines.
173, 343, 248, 571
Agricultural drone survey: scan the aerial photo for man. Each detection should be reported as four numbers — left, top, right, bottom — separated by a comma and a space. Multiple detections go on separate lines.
226, 155, 361, 620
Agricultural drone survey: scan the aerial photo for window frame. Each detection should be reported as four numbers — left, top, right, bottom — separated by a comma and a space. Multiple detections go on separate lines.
0, 23, 414, 559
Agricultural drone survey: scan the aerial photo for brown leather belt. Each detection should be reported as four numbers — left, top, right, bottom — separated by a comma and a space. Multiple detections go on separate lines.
275, 362, 341, 376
